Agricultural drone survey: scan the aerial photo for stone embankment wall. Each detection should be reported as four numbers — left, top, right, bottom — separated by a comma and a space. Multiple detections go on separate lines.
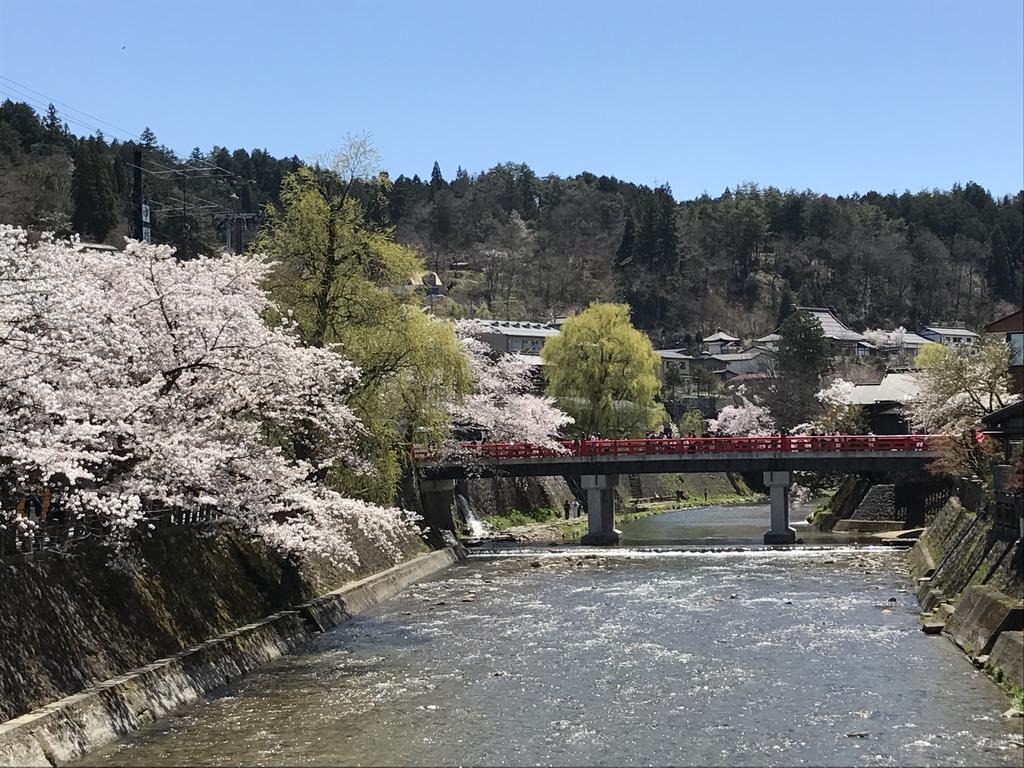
814, 476, 949, 532
0, 525, 426, 725
454, 472, 753, 525
0, 547, 461, 767
909, 497, 1024, 693
457, 476, 574, 520
618, 472, 751, 503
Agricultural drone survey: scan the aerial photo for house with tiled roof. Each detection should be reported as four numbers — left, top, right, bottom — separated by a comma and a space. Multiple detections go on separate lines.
793, 306, 867, 357
475, 320, 560, 355
918, 325, 979, 347
701, 330, 741, 355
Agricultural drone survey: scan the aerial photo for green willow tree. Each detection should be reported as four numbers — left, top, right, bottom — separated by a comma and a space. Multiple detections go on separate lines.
541, 303, 663, 437
677, 409, 708, 436
254, 143, 471, 503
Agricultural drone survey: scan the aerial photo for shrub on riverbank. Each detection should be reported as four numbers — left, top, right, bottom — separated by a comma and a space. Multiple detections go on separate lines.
482, 507, 562, 529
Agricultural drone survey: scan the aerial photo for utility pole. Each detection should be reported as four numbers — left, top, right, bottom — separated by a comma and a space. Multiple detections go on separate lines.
180, 169, 189, 259
133, 148, 151, 242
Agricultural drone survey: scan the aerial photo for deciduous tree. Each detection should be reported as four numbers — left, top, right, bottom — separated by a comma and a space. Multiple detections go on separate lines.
449, 320, 572, 448
541, 303, 662, 436
0, 228, 417, 562
910, 337, 1015, 434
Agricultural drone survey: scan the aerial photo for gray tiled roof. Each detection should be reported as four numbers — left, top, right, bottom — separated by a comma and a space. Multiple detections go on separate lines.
706, 350, 764, 362
479, 320, 561, 338
901, 332, 930, 346
920, 326, 979, 338
703, 331, 739, 342
794, 307, 866, 342
848, 373, 919, 405
655, 349, 694, 360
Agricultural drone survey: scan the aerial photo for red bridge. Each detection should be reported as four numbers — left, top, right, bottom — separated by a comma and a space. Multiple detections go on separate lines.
413, 434, 936, 463
413, 434, 942, 546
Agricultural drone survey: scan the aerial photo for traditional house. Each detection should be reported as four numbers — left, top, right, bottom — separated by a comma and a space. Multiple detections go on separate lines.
755, 332, 780, 352
693, 348, 772, 384
793, 306, 867, 357
982, 401, 1023, 461
701, 331, 741, 355
918, 325, 979, 347
655, 349, 694, 397
981, 400, 1024, 541
984, 309, 1023, 394
848, 373, 919, 434
475, 320, 560, 354
893, 332, 930, 358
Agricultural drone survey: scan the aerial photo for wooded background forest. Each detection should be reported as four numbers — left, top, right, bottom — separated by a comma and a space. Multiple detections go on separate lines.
2, 98, 1020, 347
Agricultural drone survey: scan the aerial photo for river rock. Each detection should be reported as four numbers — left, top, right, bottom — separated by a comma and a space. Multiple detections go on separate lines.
530, 560, 542, 568
1003, 707, 1023, 719
846, 731, 869, 738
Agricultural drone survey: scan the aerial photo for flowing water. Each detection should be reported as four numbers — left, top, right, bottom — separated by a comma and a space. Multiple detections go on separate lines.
79, 506, 1023, 767
457, 494, 492, 538
618, 502, 866, 546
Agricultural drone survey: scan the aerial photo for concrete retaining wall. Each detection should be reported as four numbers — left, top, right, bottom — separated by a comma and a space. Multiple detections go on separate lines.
987, 631, 1024, 690
0, 547, 462, 767
913, 496, 1024, 702
943, 584, 1024, 656
908, 537, 936, 580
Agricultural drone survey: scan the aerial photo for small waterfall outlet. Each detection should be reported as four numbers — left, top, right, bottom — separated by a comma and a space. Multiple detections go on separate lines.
456, 494, 491, 538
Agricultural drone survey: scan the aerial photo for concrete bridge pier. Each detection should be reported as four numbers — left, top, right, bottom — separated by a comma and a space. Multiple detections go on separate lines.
763, 470, 797, 545
581, 474, 620, 545
419, 478, 457, 534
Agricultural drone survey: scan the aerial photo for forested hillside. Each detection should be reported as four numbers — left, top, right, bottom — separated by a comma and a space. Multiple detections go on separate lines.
2, 99, 1020, 345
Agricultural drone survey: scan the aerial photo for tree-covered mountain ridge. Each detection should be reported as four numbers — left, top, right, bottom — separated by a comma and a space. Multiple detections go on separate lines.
2, 98, 1020, 346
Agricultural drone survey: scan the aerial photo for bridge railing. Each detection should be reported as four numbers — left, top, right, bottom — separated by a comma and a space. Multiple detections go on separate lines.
411, 434, 939, 463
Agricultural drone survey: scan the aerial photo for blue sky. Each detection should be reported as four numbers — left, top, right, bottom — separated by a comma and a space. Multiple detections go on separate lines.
1, 0, 1021, 198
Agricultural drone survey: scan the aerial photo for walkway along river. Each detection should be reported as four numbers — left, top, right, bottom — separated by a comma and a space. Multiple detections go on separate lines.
78, 505, 1023, 767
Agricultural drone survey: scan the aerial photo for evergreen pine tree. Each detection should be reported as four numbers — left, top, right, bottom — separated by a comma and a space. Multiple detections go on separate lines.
43, 104, 68, 145
988, 225, 1015, 301
71, 137, 117, 241
429, 161, 446, 200
616, 215, 636, 267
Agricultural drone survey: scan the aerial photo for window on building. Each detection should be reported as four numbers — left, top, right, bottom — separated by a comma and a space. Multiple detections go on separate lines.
1008, 332, 1024, 366
508, 336, 541, 354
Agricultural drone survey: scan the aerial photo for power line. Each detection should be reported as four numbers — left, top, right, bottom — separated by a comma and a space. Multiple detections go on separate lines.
0, 75, 258, 187
1, 76, 267, 251
0, 75, 140, 141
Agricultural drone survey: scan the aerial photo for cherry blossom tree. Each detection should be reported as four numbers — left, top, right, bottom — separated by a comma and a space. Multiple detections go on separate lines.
815, 378, 856, 409
862, 327, 906, 348
909, 338, 1018, 477
791, 378, 867, 435
449, 319, 572, 449
910, 338, 1016, 434
0, 228, 417, 562
707, 388, 775, 436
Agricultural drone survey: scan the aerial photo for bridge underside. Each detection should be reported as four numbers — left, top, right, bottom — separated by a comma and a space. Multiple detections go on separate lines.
418, 450, 937, 547
416, 451, 936, 481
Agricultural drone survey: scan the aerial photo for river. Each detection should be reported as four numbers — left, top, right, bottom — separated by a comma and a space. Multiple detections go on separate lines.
78, 504, 1022, 767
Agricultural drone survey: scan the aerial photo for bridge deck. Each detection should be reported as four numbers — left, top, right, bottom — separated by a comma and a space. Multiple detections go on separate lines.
413, 435, 942, 479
